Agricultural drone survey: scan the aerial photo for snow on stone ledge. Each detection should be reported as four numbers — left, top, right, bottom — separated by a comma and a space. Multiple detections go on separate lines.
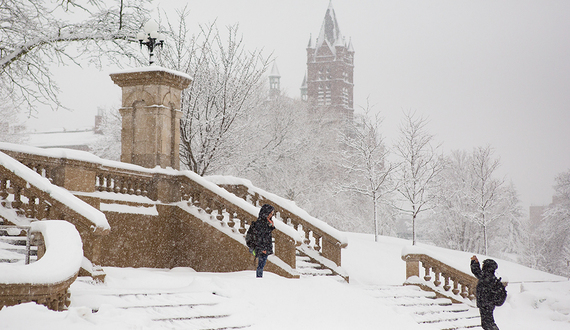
401, 244, 566, 283
182, 171, 302, 243
109, 65, 193, 82
0, 150, 109, 232
0, 143, 300, 241
0, 220, 83, 284
206, 175, 348, 246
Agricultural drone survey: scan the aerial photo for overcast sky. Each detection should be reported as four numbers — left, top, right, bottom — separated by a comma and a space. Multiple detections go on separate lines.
26, 0, 570, 212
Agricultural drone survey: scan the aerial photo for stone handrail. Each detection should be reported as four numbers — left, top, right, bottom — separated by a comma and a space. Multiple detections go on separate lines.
178, 171, 300, 271
0, 220, 83, 311
402, 252, 477, 304
0, 145, 302, 274
206, 176, 348, 269
0, 150, 110, 280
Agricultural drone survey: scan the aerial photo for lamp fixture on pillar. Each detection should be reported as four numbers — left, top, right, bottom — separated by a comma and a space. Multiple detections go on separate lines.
136, 20, 165, 65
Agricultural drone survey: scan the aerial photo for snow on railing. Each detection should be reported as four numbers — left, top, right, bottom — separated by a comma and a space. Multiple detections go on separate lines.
0, 220, 83, 311
402, 245, 478, 305
206, 175, 348, 269
0, 150, 110, 233
0, 143, 304, 274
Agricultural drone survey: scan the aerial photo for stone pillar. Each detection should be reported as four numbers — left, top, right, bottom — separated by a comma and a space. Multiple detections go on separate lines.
110, 67, 192, 170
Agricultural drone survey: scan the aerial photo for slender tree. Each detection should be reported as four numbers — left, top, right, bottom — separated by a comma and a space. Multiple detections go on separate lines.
393, 110, 445, 245
429, 147, 523, 255
337, 105, 395, 241
159, 11, 270, 175
527, 169, 570, 275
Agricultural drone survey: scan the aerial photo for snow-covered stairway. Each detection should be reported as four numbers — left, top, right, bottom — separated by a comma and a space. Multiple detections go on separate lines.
0, 226, 36, 264
295, 250, 347, 282
71, 271, 252, 330
366, 285, 482, 330
207, 176, 350, 282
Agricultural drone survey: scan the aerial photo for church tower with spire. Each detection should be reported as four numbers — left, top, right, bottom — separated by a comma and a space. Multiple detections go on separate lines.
303, 1, 354, 122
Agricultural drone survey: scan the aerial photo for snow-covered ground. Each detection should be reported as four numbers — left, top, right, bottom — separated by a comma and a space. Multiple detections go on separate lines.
0, 232, 568, 329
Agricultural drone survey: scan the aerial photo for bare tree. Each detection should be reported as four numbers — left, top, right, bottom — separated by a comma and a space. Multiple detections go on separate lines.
393, 110, 445, 245
337, 104, 395, 241
468, 146, 520, 255
159, 11, 270, 175
527, 169, 570, 275
1, 0, 149, 115
428, 147, 523, 255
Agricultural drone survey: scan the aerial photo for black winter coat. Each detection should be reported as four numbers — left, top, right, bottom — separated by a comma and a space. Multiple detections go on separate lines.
471, 260, 499, 308
251, 218, 275, 256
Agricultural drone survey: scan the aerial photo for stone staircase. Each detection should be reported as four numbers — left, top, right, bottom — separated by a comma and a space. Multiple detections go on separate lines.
0, 225, 36, 264
365, 285, 482, 330
71, 276, 252, 330
295, 250, 348, 283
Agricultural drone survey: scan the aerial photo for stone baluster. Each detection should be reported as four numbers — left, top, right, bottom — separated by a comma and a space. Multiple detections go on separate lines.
434, 269, 441, 287
452, 280, 460, 295
313, 232, 322, 252
443, 275, 451, 291
460, 284, 469, 299
12, 184, 22, 209
423, 263, 432, 282
303, 229, 310, 245
114, 177, 122, 193
0, 178, 7, 199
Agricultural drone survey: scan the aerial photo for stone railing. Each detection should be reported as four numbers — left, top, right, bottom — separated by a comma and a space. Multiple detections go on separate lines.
206, 176, 348, 279
402, 251, 477, 304
0, 149, 110, 280
0, 144, 302, 277
178, 172, 300, 271
0, 220, 83, 311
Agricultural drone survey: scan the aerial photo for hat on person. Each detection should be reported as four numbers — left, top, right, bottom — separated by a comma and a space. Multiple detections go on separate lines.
482, 259, 498, 272
258, 204, 275, 220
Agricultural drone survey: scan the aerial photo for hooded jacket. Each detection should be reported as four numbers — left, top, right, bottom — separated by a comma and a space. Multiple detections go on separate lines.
251, 204, 275, 256
471, 259, 499, 308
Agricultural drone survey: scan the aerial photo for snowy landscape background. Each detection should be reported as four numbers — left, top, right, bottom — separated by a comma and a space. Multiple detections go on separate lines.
23, 0, 570, 211
0, 232, 569, 330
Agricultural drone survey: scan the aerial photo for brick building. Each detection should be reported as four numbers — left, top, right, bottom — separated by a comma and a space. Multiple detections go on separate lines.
301, 2, 354, 122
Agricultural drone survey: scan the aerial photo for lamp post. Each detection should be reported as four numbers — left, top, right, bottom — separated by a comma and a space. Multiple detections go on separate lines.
136, 20, 164, 65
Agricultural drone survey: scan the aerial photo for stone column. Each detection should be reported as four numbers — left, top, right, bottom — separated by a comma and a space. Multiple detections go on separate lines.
110, 67, 192, 170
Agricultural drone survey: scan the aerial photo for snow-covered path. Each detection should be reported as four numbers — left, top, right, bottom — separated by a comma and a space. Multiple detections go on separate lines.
0, 233, 569, 330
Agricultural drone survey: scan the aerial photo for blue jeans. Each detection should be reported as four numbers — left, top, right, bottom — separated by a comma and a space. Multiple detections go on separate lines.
256, 253, 268, 278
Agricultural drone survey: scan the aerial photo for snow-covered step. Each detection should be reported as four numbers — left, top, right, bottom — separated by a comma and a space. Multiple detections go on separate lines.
296, 255, 334, 276
365, 285, 482, 330
0, 232, 36, 264
294, 251, 350, 284
71, 277, 252, 330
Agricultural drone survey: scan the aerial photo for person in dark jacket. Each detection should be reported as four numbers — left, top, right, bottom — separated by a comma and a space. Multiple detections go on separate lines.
471, 255, 500, 330
251, 204, 275, 278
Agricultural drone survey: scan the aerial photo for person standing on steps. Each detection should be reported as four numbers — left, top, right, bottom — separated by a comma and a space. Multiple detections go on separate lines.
251, 204, 275, 278
471, 255, 504, 330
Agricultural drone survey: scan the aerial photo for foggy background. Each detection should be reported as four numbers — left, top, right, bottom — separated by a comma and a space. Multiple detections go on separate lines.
24, 0, 570, 212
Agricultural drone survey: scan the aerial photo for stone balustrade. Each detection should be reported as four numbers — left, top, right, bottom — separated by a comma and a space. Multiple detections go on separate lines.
215, 182, 347, 269
179, 176, 299, 270
0, 146, 301, 274
0, 158, 108, 278
0, 221, 83, 311
402, 252, 477, 304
